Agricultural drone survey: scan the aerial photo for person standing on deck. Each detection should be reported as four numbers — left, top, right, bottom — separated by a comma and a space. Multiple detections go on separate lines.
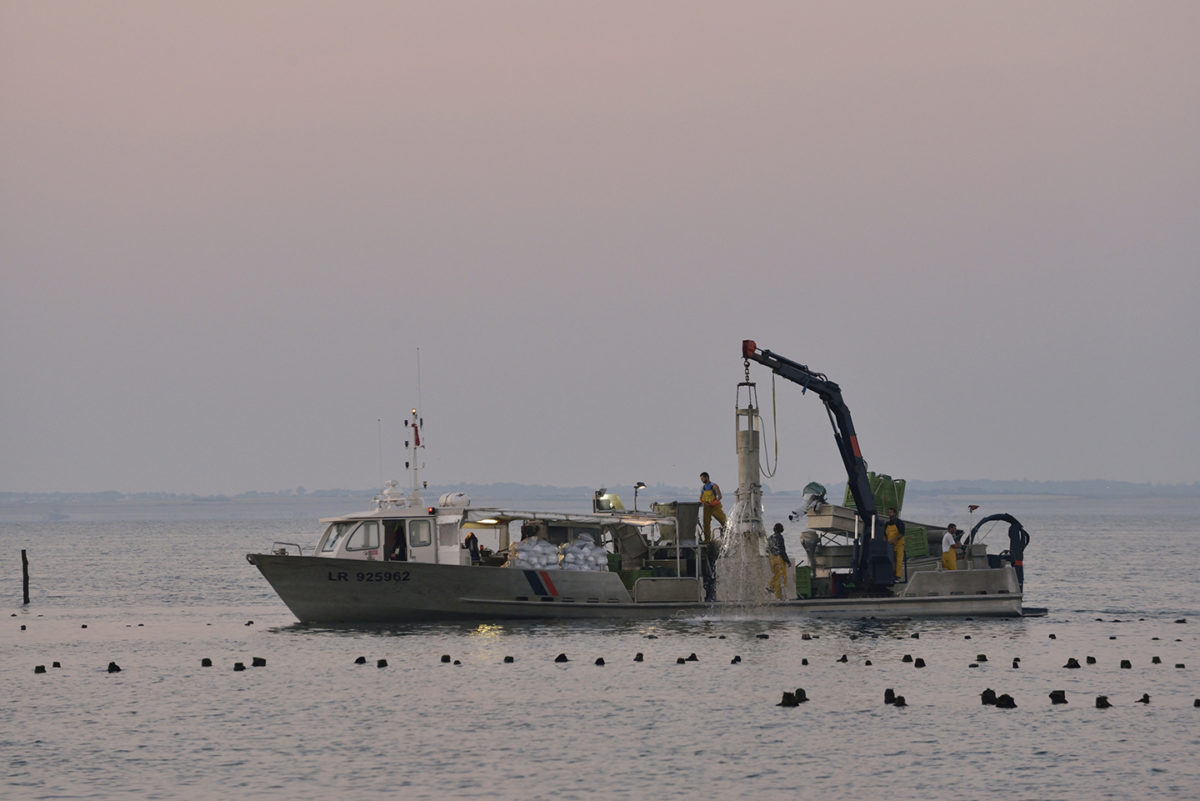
941, 524, 961, 570
884, 507, 906, 580
699, 472, 726, 542
462, 531, 481, 565
766, 523, 792, 600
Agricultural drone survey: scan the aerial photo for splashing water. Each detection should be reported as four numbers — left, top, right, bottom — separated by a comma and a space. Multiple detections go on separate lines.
714, 498, 772, 604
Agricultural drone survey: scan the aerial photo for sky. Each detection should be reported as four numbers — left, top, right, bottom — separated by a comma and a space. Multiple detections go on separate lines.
2, 1, 1198, 495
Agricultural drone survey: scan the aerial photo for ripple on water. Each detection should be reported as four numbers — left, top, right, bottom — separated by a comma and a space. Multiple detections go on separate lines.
3, 509, 1199, 800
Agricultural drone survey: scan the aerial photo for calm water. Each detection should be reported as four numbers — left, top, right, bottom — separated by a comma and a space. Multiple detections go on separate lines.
3, 496, 1199, 801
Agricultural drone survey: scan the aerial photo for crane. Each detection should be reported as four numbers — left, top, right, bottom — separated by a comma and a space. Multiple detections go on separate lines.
741, 339, 878, 578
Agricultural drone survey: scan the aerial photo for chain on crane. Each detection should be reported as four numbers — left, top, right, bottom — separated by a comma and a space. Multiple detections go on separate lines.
743, 357, 778, 478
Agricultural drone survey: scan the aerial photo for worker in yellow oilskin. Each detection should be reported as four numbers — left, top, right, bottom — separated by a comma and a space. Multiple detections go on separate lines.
766, 523, 792, 600
698, 472, 726, 541
941, 524, 961, 570
884, 506, 906, 580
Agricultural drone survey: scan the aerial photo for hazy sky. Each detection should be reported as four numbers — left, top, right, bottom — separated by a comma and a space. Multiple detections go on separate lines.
2, 2, 1198, 495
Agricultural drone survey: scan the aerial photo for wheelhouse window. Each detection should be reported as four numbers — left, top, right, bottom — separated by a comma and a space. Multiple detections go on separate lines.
409, 519, 432, 547
320, 522, 354, 553
346, 521, 380, 551
438, 522, 459, 547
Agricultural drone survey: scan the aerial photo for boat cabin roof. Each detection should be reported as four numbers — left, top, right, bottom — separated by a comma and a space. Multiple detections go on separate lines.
320, 507, 670, 528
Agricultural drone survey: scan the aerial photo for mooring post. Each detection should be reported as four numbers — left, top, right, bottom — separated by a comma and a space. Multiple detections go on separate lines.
22, 549, 29, 605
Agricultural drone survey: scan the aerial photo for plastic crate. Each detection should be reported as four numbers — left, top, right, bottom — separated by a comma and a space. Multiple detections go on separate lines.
794, 565, 812, 598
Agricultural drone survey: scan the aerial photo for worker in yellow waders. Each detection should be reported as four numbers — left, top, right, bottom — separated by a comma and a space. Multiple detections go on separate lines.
766, 523, 792, 600
699, 472, 725, 542
941, 524, 961, 570
884, 506, 906, 580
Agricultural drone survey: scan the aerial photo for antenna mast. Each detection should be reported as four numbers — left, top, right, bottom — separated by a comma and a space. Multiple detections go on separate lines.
407, 407, 423, 501
405, 348, 425, 503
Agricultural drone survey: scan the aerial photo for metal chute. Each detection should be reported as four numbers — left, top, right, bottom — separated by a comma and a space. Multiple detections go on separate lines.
969, 512, 1031, 587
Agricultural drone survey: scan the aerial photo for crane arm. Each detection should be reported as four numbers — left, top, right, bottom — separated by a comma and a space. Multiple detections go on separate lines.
741, 340, 877, 529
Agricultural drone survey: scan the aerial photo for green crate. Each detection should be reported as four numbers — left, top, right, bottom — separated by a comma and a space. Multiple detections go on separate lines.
904, 525, 929, 558
619, 569, 653, 590
794, 565, 812, 598
843, 472, 906, 515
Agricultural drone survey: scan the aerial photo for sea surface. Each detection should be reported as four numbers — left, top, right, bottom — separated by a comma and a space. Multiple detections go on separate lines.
2, 494, 1199, 801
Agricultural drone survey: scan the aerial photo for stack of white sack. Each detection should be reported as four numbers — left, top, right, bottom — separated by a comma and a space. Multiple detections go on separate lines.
506, 538, 561, 570
558, 535, 610, 572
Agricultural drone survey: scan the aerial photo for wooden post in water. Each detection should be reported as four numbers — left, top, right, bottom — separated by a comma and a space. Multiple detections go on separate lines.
22, 549, 29, 605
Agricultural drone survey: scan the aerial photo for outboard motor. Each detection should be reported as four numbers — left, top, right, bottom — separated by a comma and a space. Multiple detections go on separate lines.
802, 481, 827, 509
790, 482, 828, 522
800, 529, 820, 568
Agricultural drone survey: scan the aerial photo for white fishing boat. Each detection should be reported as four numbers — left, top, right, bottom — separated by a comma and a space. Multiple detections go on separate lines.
248, 342, 1034, 623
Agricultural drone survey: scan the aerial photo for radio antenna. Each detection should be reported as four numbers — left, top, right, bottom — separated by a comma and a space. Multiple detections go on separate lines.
416, 347, 423, 418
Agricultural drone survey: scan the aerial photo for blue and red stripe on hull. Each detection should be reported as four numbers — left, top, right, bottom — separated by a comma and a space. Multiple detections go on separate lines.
523, 570, 560, 597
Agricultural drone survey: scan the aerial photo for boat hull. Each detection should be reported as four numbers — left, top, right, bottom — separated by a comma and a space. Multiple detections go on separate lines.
246, 554, 1023, 623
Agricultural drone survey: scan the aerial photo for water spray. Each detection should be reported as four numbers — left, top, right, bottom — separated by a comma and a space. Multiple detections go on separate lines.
714, 371, 772, 603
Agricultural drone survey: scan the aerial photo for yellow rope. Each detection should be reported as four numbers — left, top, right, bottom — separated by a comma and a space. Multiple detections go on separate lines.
760, 372, 779, 478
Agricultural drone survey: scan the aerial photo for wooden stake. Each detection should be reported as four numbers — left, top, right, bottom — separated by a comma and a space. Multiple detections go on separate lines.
22, 549, 29, 605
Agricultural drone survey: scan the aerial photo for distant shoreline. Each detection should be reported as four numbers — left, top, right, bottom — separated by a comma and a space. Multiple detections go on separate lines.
2, 480, 1198, 524
3, 477, 1198, 505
